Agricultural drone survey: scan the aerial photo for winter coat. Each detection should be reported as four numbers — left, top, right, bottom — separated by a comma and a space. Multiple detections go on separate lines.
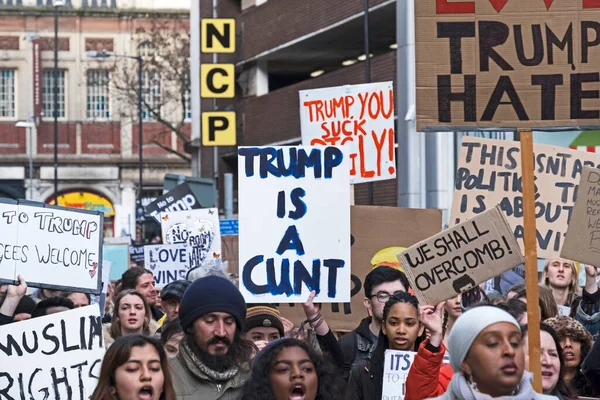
339, 317, 377, 380
169, 354, 249, 400
583, 336, 600, 395
405, 339, 453, 400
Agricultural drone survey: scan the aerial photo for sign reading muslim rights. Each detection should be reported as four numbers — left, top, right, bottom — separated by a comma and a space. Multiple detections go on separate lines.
238, 146, 351, 303
452, 136, 600, 259
399, 206, 523, 305
300, 82, 395, 184
0, 306, 105, 400
0, 199, 103, 293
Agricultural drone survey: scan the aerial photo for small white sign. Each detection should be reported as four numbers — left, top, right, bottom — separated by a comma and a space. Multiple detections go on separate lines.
144, 244, 189, 288
382, 350, 416, 400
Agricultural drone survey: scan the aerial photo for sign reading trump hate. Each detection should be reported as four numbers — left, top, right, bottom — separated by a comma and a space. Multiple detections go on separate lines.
451, 136, 600, 259
561, 166, 600, 265
299, 82, 395, 184
238, 146, 351, 303
399, 206, 523, 305
415, 0, 600, 131
0, 306, 104, 400
145, 183, 201, 223
144, 244, 189, 288
0, 199, 103, 294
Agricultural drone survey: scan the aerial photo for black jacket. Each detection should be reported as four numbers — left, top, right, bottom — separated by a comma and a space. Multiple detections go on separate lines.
339, 317, 377, 381
582, 337, 600, 396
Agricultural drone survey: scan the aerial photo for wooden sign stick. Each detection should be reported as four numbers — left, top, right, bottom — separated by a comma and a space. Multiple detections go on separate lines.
519, 130, 542, 392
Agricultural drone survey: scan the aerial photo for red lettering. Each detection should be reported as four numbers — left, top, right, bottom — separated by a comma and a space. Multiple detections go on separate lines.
349, 153, 357, 176
358, 135, 375, 178
368, 92, 381, 119
388, 128, 396, 175
357, 92, 368, 120
372, 129, 386, 177
303, 101, 318, 122
354, 119, 367, 136
344, 96, 355, 118
436, 0, 474, 14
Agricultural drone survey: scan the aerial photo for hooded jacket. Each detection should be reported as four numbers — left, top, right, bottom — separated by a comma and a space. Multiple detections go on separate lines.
339, 317, 377, 380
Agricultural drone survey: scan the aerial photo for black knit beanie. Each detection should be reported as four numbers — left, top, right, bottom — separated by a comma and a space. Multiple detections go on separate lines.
179, 275, 247, 332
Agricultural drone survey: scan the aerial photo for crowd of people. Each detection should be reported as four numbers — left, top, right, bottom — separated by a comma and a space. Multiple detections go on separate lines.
1, 257, 600, 400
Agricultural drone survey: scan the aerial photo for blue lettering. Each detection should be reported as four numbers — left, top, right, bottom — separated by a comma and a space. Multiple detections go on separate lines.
323, 259, 345, 298
267, 258, 292, 296
288, 188, 307, 219
276, 225, 305, 256
293, 259, 320, 295
238, 147, 260, 177
296, 148, 322, 178
324, 147, 343, 178
242, 255, 269, 295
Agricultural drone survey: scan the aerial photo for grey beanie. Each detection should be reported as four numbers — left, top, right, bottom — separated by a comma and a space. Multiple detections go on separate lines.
448, 306, 520, 372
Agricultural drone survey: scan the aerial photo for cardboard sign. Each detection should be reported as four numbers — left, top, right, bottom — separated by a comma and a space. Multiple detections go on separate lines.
144, 244, 189, 288
243, 206, 442, 331
452, 136, 600, 259
415, 1, 600, 131
400, 206, 524, 306
0, 199, 103, 294
0, 306, 105, 400
238, 146, 351, 303
299, 82, 395, 184
561, 167, 600, 265
381, 350, 416, 400
145, 183, 201, 223
129, 244, 145, 264
161, 208, 221, 270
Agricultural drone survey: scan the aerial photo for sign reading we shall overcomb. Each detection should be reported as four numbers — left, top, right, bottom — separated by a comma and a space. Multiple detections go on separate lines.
238, 146, 351, 303
0, 199, 103, 294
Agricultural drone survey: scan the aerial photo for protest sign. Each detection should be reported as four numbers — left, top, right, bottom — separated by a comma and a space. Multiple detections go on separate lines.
299, 82, 395, 184
161, 208, 221, 270
238, 146, 351, 303
0, 199, 103, 294
144, 244, 189, 288
129, 244, 145, 265
103, 244, 129, 280
381, 350, 416, 400
561, 166, 600, 265
400, 205, 523, 306
452, 136, 600, 259
271, 206, 442, 331
415, 1, 600, 131
0, 305, 104, 400
145, 183, 201, 223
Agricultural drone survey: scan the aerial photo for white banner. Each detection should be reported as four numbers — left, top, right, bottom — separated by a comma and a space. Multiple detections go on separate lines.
0, 199, 103, 293
144, 244, 189, 288
238, 146, 351, 303
0, 306, 105, 400
300, 81, 396, 184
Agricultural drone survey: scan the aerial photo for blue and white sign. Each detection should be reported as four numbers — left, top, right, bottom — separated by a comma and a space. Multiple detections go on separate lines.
220, 219, 239, 236
238, 146, 351, 303
144, 244, 189, 288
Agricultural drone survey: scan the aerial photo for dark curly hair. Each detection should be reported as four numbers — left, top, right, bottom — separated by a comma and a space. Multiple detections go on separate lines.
239, 338, 344, 400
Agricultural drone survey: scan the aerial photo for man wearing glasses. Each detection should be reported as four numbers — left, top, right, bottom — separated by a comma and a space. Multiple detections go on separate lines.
339, 266, 411, 380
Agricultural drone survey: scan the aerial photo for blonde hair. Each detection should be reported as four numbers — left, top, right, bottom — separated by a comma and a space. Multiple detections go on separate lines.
541, 259, 579, 304
110, 289, 151, 339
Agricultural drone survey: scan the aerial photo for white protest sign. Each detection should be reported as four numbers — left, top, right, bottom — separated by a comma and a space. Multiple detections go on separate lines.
399, 205, 524, 306
0, 199, 103, 293
0, 305, 105, 400
144, 244, 189, 288
299, 81, 396, 184
382, 350, 416, 400
238, 146, 351, 303
161, 208, 221, 270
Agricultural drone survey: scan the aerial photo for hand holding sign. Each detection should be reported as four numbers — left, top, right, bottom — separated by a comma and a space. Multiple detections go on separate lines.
419, 302, 444, 347
7, 274, 27, 298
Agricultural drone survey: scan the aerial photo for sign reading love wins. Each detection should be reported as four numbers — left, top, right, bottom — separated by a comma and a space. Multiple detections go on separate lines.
160, 208, 222, 270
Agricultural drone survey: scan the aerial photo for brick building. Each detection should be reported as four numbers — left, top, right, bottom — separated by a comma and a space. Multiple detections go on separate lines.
0, 0, 191, 238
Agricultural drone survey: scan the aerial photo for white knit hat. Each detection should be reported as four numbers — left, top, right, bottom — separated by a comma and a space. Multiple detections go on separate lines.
448, 306, 520, 372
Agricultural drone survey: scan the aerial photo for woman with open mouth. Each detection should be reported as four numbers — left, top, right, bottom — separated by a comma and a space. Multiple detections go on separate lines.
428, 306, 557, 399
346, 291, 425, 400
104, 290, 152, 349
91, 334, 176, 400
239, 338, 344, 400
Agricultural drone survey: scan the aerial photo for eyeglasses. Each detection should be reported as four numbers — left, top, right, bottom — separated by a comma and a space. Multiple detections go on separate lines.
371, 290, 404, 303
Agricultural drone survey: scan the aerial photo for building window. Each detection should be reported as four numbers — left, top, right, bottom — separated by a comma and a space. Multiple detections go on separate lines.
137, 41, 155, 58
86, 70, 110, 119
0, 69, 15, 118
42, 69, 66, 119
142, 70, 161, 120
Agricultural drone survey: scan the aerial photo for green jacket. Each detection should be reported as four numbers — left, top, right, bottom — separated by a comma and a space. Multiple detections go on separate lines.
169, 355, 250, 400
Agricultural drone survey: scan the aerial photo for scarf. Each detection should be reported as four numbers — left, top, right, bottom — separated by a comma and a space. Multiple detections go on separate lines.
445, 371, 541, 400
179, 338, 239, 382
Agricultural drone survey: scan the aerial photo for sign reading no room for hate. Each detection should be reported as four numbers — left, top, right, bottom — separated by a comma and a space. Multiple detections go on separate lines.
238, 146, 351, 303
0, 199, 103, 294
300, 82, 395, 184
415, 0, 600, 131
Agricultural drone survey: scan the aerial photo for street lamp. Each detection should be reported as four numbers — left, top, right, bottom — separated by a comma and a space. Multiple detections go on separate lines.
87, 50, 144, 222
53, 0, 64, 203
16, 120, 36, 199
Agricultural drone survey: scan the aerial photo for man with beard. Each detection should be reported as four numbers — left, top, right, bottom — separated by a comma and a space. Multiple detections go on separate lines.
170, 275, 254, 400
339, 266, 410, 380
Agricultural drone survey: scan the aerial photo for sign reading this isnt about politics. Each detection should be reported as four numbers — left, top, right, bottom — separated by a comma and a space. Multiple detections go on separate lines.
238, 146, 351, 303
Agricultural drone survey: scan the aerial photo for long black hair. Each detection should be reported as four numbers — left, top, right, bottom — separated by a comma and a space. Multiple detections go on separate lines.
367, 291, 423, 400
239, 338, 343, 400
522, 323, 576, 400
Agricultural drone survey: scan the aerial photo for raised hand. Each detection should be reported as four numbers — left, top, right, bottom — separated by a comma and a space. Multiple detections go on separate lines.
419, 301, 445, 347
